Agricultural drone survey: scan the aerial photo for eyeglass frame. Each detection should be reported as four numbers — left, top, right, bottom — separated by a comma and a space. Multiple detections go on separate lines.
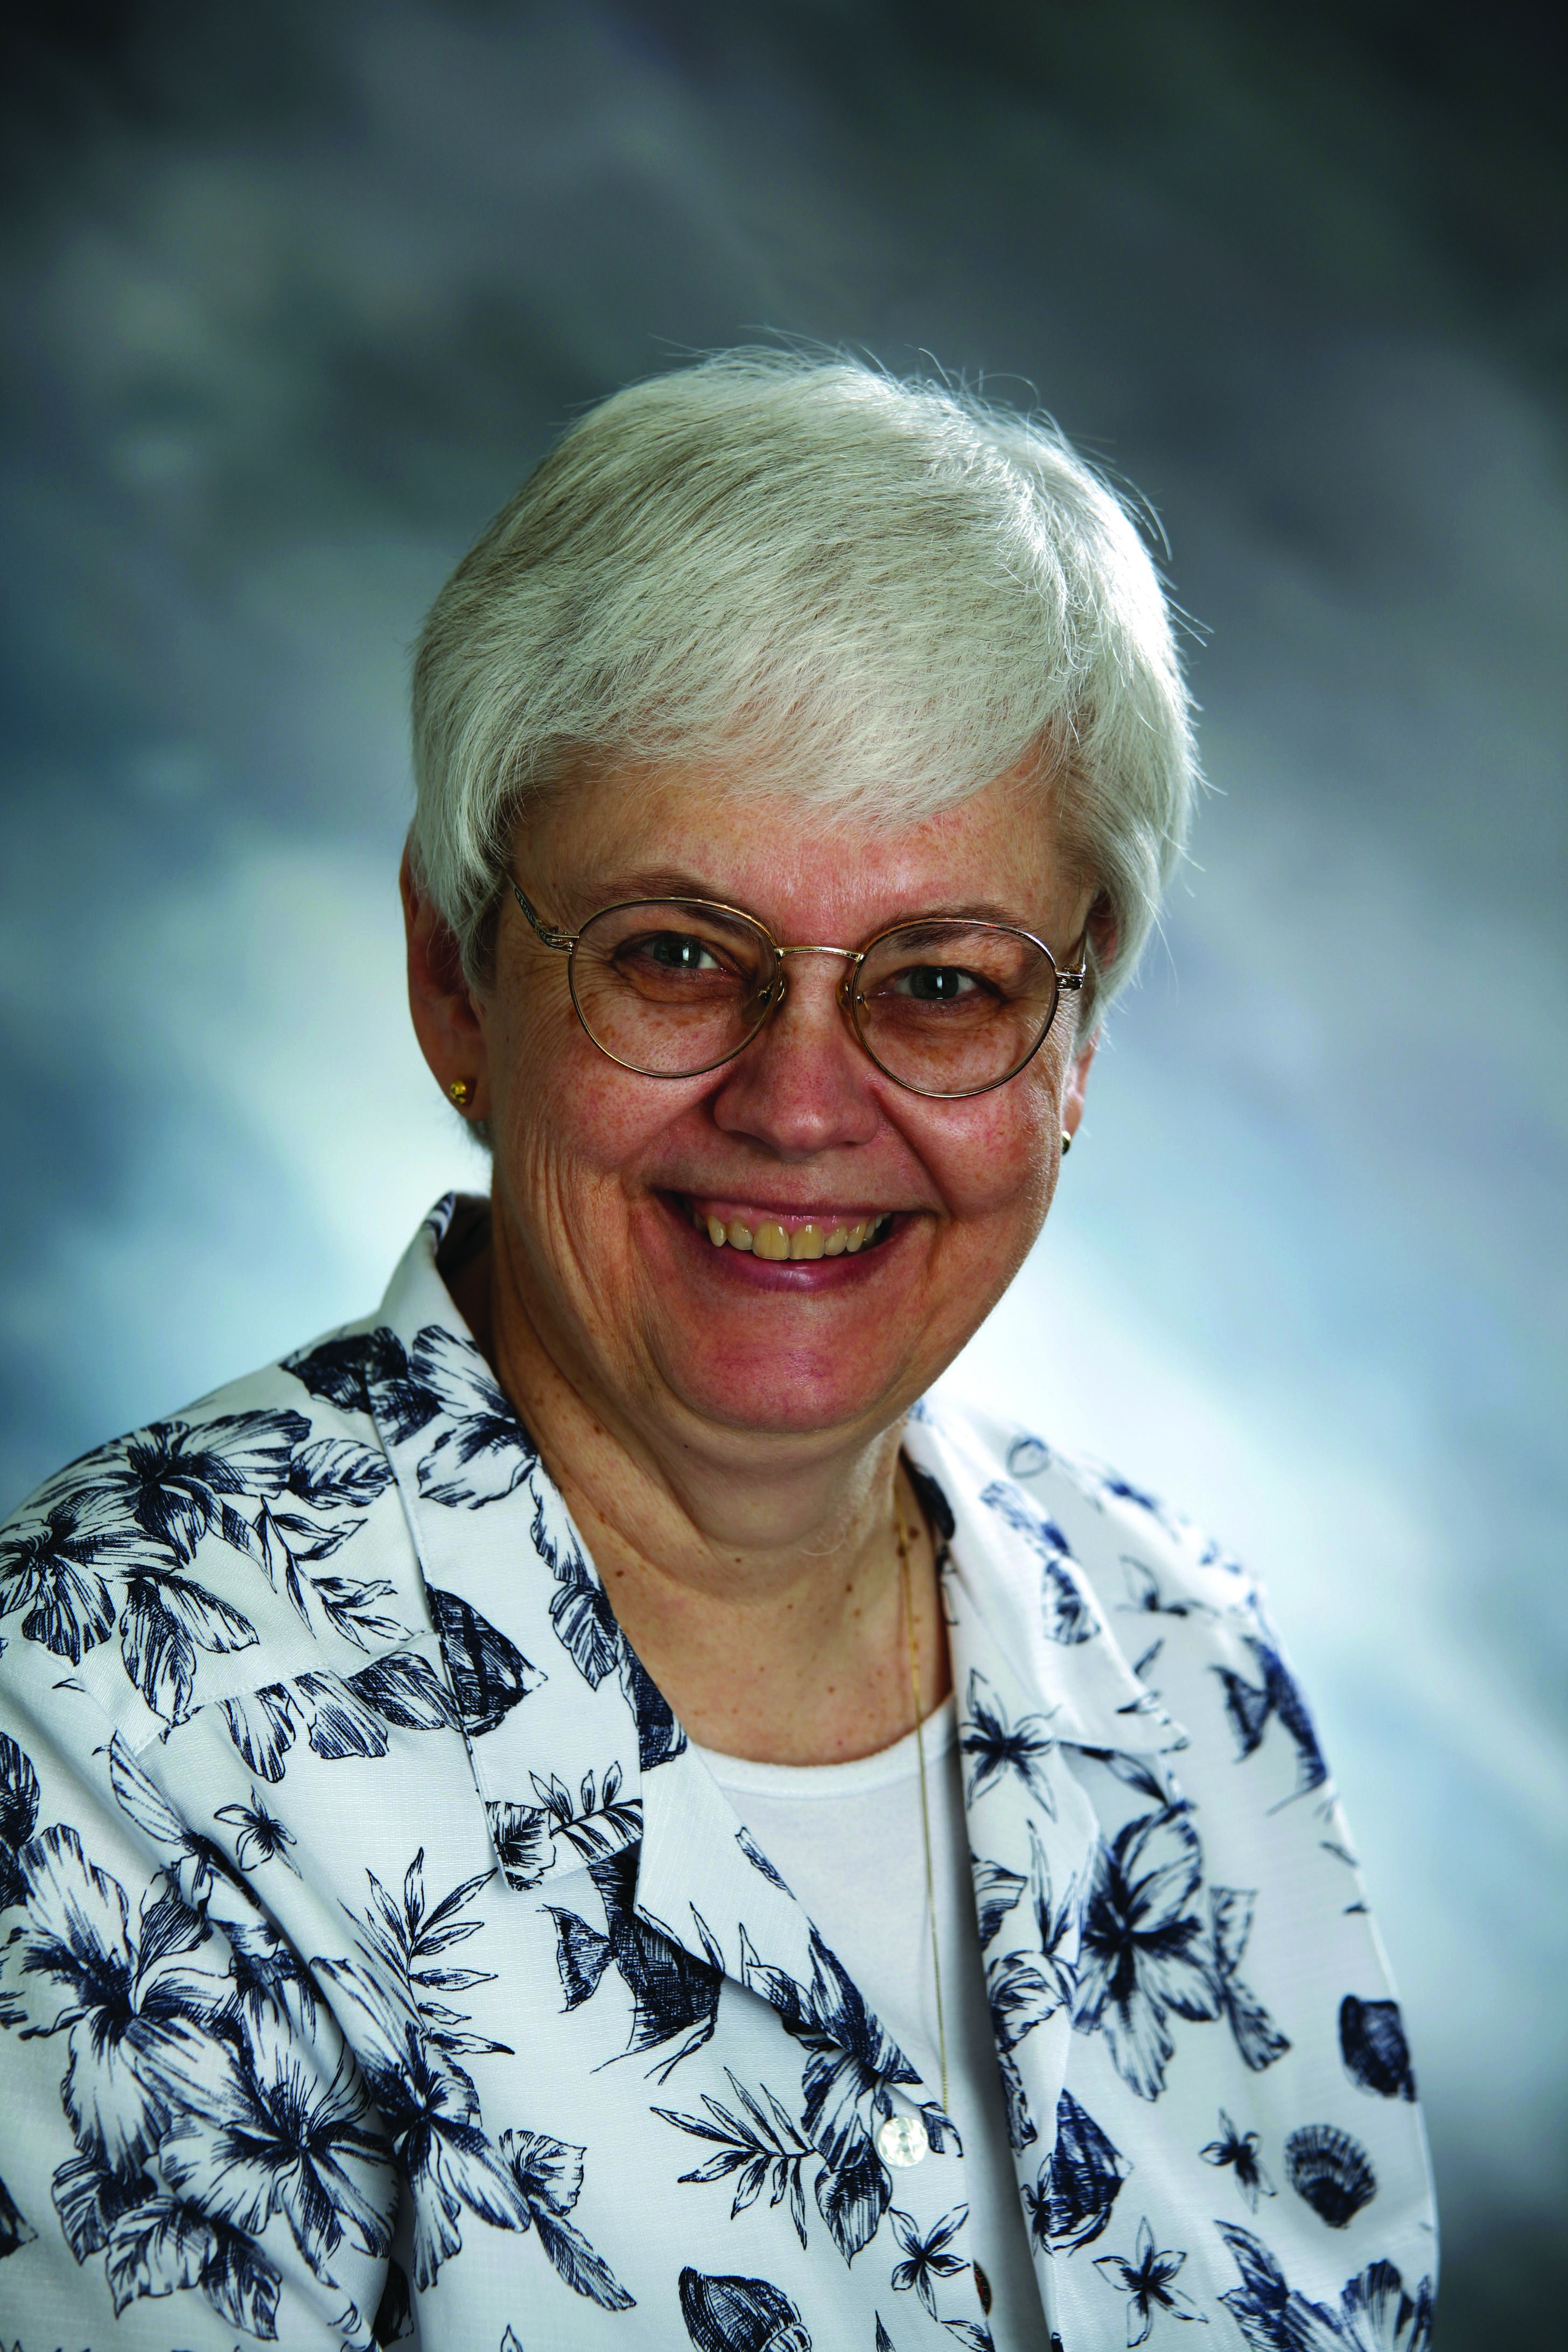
509, 879, 1087, 1100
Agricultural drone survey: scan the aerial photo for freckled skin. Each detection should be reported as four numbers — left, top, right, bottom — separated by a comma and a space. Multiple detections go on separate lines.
403, 759, 1100, 1762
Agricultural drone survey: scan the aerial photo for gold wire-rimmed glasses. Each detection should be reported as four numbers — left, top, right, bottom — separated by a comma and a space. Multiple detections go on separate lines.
511, 882, 1086, 1100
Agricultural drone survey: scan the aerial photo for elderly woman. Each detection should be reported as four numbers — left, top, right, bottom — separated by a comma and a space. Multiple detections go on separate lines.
0, 355, 1433, 2351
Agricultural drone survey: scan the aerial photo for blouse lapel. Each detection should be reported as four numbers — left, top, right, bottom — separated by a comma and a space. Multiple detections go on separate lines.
902, 1407, 1191, 2177
360, 1199, 645, 1902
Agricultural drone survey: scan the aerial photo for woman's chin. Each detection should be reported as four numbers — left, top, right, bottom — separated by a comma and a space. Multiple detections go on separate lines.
652, 1346, 912, 1440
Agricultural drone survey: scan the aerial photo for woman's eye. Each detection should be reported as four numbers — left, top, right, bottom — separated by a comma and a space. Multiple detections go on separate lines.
642, 933, 720, 972
893, 964, 981, 1002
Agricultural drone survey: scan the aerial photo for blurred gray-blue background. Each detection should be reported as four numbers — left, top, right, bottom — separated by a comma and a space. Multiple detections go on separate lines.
1, 2, 1563, 2336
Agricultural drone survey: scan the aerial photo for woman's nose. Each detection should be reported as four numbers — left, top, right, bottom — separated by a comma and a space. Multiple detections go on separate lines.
709, 957, 880, 1157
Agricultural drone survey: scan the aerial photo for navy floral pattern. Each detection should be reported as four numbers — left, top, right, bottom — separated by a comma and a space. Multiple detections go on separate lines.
1071, 1802, 1224, 2099
0, 1197, 1436, 2346
1093, 2216, 1207, 2341
1217, 2223, 1433, 2350
1201, 2109, 1277, 2211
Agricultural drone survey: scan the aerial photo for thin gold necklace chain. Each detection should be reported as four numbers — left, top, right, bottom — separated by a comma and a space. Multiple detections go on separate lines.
894, 1476, 950, 2119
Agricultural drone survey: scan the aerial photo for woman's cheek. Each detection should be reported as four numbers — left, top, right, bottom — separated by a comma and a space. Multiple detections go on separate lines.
920, 1072, 1060, 1229
492, 985, 629, 1175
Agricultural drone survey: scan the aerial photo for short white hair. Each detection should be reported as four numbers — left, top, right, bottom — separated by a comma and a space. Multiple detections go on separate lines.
410, 349, 1199, 1028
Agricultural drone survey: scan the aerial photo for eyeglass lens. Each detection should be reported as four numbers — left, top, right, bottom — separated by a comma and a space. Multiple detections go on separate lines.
566, 900, 1061, 1095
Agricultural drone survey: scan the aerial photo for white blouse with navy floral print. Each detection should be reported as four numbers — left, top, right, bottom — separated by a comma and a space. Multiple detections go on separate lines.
0, 1195, 1436, 2351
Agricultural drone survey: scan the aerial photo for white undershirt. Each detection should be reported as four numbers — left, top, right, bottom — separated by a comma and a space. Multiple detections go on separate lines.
694, 1700, 1049, 2350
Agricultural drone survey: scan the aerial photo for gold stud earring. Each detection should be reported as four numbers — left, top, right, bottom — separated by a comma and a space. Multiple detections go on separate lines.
449, 1079, 473, 1109
1060, 1129, 1073, 1155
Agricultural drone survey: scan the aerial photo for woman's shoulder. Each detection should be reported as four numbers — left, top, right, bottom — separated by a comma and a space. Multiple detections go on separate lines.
0, 1316, 425, 1746
918, 1391, 1257, 1620
0, 1313, 396, 1543
918, 1394, 1333, 1811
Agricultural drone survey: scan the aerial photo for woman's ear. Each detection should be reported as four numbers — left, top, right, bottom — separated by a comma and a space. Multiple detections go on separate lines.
1063, 892, 1112, 1144
1062, 1028, 1097, 1144
401, 845, 491, 1119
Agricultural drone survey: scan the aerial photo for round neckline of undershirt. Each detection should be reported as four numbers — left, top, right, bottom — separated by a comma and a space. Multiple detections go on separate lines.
692, 1694, 957, 1800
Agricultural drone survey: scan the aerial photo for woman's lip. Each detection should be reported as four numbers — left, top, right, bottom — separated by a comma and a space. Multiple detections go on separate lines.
681, 1196, 894, 1230
656, 1192, 907, 1283
676, 1194, 896, 1261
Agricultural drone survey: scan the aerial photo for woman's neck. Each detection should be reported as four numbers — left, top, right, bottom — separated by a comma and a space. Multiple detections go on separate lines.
442, 1204, 950, 1765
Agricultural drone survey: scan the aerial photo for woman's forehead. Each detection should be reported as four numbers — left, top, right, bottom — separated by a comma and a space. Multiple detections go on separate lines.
521, 761, 1081, 930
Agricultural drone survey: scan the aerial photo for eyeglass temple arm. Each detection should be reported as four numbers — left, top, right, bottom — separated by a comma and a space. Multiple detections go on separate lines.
513, 883, 576, 952
1058, 932, 1090, 989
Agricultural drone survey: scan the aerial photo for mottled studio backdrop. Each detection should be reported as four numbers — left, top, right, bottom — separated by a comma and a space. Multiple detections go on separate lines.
1, 2, 1564, 2337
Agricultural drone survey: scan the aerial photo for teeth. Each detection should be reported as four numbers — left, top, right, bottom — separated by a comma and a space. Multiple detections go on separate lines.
689, 1204, 892, 1255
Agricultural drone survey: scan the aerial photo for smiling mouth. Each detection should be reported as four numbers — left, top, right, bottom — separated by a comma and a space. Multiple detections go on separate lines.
680, 1198, 897, 1262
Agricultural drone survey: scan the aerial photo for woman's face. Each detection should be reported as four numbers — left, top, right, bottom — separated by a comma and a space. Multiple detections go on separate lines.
471, 761, 1097, 1455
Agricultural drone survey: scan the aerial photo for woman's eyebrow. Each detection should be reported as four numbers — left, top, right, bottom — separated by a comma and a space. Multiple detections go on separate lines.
887, 899, 1045, 929
586, 865, 744, 903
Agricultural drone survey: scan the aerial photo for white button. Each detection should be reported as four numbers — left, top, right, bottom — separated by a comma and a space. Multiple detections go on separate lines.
876, 2112, 929, 2167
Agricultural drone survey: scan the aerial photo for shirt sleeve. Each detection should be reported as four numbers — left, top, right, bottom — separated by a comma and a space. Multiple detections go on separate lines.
0, 1667, 401, 2351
